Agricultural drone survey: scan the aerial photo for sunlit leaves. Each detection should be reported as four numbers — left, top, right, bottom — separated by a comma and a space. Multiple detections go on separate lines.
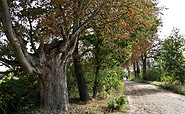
160, 28, 185, 84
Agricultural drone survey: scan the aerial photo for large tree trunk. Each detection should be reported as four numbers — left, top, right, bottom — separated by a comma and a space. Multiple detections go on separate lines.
73, 41, 90, 102
39, 55, 69, 111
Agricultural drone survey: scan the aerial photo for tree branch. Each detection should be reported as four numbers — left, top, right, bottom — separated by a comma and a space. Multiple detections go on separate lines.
72, 1, 107, 38
0, 0, 34, 75
28, 17, 36, 53
0, 57, 20, 66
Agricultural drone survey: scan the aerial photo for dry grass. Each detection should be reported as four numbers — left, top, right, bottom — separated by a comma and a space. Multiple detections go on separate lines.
68, 87, 125, 114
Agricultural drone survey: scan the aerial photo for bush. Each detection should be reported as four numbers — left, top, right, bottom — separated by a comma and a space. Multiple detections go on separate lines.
146, 67, 162, 81
97, 67, 126, 97
0, 72, 39, 113
139, 67, 163, 81
108, 94, 126, 112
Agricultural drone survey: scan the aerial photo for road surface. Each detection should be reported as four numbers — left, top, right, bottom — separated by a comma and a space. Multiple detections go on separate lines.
125, 81, 185, 114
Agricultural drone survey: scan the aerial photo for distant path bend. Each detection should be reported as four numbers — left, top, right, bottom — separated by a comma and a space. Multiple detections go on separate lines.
125, 80, 185, 114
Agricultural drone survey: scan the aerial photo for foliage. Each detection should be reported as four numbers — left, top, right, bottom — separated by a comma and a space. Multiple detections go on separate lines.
0, 0, 163, 111
66, 59, 79, 99
140, 66, 163, 81
160, 28, 185, 84
160, 84, 185, 95
0, 72, 39, 113
108, 94, 126, 112
96, 67, 126, 97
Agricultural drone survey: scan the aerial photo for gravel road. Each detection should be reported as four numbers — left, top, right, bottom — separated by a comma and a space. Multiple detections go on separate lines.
125, 81, 185, 114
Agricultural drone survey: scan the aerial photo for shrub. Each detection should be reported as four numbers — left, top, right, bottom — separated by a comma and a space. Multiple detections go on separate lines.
108, 94, 126, 112
145, 67, 162, 81
98, 67, 126, 97
0, 72, 39, 113
139, 67, 163, 81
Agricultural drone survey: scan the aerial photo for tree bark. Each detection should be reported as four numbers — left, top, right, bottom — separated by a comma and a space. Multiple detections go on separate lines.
133, 61, 137, 79
136, 61, 140, 78
39, 55, 69, 111
93, 59, 100, 98
142, 54, 147, 80
73, 40, 90, 102
93, 73, 98, 98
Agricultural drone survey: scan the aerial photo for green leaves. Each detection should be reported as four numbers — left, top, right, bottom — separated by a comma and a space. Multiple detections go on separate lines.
0, 72, 39, 113
160, 28, 185, 84
98, 67, 126, 93
108, 94, 126, 111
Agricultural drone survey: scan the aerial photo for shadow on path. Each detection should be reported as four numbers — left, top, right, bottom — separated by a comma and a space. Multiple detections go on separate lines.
124, 81, 167, 96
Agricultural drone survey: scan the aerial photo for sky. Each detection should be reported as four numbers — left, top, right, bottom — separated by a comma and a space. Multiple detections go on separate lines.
158, 0, 185, 39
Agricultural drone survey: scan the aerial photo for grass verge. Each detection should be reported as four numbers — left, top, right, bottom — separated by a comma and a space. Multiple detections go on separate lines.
132, 79, 185, 95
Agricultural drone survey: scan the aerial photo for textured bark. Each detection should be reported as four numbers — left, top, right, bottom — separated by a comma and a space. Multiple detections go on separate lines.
39, 55, 69, 110
73, 41, 90, 102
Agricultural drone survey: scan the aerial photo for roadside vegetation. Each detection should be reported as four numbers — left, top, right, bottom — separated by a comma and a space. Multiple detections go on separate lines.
0, 67, 127, 113
127, 28, 185, 96
132, 79, 185, 95
1, 0, 184, 113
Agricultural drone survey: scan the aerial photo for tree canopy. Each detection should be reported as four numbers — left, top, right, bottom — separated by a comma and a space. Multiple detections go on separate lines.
0, 0, 162, 111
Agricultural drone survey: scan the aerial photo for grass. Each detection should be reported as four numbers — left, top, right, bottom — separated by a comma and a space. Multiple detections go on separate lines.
132, 79, 185, 95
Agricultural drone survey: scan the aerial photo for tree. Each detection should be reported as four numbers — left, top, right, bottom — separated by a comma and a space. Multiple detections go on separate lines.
120, 1, 161, 80
71, 0, 154, 98
160, 28, 185, 84
0, 0, 162, 110
0, 0, 107, 111
73, 38, 90, 102
129, 1, 161, 80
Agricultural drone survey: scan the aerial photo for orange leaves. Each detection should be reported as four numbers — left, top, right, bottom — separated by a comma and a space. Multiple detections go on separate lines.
130, 16, 132, 19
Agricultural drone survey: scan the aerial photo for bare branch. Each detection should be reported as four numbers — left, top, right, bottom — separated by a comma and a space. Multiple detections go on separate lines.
72, 1, 107, 38
0, 57, 20, 66
0, 0, 34, 75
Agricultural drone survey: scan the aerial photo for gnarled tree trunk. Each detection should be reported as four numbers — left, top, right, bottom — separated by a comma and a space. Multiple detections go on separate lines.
0, 0, 106, 111
39, 55, 69, 110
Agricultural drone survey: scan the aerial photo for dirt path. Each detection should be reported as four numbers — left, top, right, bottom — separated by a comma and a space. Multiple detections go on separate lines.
125, 81, 185, 114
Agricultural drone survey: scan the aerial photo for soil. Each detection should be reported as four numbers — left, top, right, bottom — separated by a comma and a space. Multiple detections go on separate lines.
125, 80, 185, 114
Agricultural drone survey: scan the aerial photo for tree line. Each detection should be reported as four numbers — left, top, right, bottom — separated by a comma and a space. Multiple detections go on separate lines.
0, 0, 175, 112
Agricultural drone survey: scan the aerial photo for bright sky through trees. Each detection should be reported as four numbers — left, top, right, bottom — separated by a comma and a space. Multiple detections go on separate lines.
158, 0, 185, 38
